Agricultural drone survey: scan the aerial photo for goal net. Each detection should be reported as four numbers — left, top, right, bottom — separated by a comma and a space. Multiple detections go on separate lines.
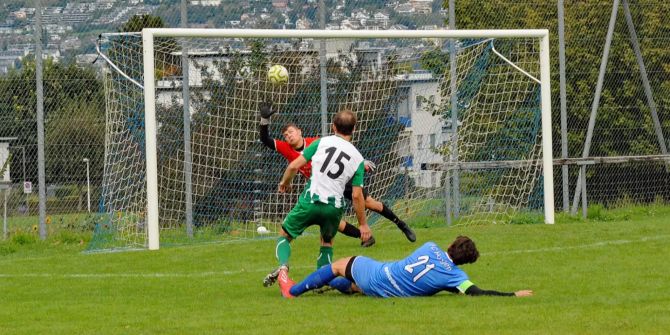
92, 29, 553, 251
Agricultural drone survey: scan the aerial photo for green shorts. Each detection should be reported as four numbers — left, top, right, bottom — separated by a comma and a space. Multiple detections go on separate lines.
282, 199, 343, 242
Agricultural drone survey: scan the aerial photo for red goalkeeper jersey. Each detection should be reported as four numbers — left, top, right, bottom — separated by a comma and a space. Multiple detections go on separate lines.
274, 137, 319, 178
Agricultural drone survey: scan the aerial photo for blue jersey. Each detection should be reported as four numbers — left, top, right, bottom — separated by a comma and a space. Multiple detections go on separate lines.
351, 242, 472, 297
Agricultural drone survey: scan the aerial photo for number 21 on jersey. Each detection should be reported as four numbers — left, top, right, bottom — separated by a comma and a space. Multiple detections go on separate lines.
404, 255, 435, 282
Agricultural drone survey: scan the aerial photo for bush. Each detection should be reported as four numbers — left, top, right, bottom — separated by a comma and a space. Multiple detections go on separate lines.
12, 232, 38, 245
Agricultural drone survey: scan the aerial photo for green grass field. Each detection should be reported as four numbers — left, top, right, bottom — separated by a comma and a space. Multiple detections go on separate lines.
1, 205, 669, 334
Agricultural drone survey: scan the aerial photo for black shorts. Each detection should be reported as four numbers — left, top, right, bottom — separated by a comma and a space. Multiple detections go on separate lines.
344, 181, 369, 201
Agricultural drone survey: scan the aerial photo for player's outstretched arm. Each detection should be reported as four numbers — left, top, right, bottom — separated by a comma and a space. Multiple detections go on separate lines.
513, 290, 534, 297
259, 124, 275, 150
259, 102, 276, 150
464, 285, 533, 297
278, 155, 307, 193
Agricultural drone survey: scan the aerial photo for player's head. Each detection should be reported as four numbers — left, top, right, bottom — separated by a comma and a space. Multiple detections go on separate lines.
447, 236, 479, 265
281, 123, 303, 148
332, 109, 357, 136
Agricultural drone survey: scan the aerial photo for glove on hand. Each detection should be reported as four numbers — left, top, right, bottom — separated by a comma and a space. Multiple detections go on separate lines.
260, 102, 276, 119
364, 160, 377, 172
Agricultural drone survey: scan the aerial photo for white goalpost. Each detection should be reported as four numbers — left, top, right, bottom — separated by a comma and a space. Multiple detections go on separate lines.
97, 28, 554, 251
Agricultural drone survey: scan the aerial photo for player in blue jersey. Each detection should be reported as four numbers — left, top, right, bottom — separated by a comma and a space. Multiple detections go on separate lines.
279, 236, 533, 298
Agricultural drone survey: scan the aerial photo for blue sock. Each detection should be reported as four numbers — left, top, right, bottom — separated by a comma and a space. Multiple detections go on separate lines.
328, 277, 354, 294
289, 265, 336, 297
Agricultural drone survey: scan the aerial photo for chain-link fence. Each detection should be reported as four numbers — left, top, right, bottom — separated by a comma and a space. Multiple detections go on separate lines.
1, 0, 668, 241
453, 0, 670, 212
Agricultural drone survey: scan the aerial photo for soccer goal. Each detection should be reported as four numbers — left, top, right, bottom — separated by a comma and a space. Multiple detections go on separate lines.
94, 28, 554, 251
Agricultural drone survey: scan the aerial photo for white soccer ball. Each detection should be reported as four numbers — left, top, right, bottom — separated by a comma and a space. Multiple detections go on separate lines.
267, 64, 289, 85
256, 226, 270, 234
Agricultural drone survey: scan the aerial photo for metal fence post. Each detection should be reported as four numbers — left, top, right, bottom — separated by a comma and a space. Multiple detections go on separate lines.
448, 0, 460, 219
572, 0, 620, 215
35, 0, 47, 239
558, 0, 569, 212
181, 0, 194, 237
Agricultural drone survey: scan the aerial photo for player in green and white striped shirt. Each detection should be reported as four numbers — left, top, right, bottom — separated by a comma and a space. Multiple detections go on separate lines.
264, 110, 371, 297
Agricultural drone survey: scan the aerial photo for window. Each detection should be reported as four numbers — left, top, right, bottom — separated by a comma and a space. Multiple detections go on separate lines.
417, 134, 423, 149
429, 134, 436, 148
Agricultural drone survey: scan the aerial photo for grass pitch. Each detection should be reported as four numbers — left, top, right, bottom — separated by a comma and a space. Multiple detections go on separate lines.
1, 205, 669, 334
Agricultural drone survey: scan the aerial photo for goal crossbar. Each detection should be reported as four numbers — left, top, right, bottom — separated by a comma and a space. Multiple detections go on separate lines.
144, 28, 550, 39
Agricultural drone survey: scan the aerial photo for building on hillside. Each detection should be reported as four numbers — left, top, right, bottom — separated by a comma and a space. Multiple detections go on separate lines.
296, 17, 311, 29
395, 3, 415, 14
395, 71, 446, 188
340, 19, 360, 30
190, 0, 222, 5
272, 0, 288, 9
372, 12, 390, 29
0, 50, 25, 74
410, 0, 433, 14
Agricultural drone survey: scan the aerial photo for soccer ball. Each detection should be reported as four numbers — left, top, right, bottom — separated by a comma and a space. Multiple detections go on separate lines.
267, 64, 289, 85
256, 226, 270, 234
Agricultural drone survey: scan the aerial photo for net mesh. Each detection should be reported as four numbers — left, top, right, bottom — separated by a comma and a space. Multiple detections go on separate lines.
92, 32, 547, 250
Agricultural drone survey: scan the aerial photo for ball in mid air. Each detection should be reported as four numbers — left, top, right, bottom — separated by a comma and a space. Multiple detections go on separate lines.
267, 64, 289, 85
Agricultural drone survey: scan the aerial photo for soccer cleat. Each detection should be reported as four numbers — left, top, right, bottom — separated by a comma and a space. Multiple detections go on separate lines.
263, 265, 288, 287
396, 220, 416, 242
278, 268, 295, 299
361, 235, 376, 248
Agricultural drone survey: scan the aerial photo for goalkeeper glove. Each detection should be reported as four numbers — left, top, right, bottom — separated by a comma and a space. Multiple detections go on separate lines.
364, 160, 377, 172
259, 102, 276, 119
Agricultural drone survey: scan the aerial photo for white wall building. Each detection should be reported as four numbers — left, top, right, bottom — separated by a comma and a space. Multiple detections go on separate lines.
395, 71, 446, 188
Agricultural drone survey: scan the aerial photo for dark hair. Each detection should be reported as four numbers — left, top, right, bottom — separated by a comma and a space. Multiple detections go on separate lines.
447, 236, 479, 265
281, 123, 301, 133
332, 109, 357, 136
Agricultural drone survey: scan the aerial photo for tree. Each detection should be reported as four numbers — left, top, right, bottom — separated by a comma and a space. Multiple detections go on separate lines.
119, 14, 167, 32
115, 14, 181, 79
0, 55, 105, 202
448, 0, 670, 204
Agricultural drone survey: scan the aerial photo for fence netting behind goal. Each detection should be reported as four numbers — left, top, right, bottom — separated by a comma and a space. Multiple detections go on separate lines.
91, 33, 545, 250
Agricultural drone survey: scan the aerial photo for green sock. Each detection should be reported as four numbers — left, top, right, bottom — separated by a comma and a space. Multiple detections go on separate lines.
316, 246, 333, 269
276, 236, 291, 266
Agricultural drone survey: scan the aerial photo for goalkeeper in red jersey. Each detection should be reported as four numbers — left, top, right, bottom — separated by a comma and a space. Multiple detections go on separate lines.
258, 102, 416, 249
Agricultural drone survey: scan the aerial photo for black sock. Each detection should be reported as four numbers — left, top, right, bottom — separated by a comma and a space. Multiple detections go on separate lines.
379, 203, 401, 224
341, 222, 361, 238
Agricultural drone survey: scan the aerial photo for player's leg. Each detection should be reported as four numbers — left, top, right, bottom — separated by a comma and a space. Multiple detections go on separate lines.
315, 203, 343, 269
263, 227, 292, 287
289, 257, 353, 297
317, 236, 334, 270
364, 193, 416, 242
264, 201, 309, 287
338, 220, 359, 237
338, 219, 375, 247
279, 202, 341, 298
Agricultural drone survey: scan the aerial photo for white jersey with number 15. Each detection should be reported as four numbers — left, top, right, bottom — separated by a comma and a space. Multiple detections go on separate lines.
302, 135, 365, 208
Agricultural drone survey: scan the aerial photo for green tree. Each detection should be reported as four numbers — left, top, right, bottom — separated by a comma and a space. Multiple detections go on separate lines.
115, 14, 181, 79
447, 0, 670, 204
0, 56, 105, 201
119, 14, 168, 32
